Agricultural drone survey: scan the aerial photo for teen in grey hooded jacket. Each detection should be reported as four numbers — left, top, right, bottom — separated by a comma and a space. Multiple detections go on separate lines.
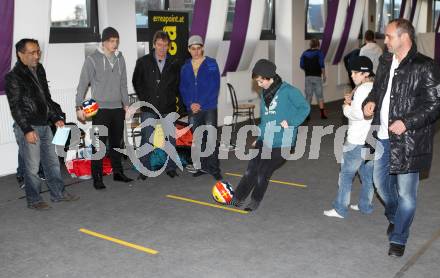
76, 46, 129, 109
75, 27, 133, 189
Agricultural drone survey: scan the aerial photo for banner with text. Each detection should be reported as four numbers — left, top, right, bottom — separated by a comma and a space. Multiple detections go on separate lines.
148, 10, 189, 62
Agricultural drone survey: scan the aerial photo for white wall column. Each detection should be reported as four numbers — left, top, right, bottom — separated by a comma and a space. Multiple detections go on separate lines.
275, 0, 294, 84
98, 0, 137, 94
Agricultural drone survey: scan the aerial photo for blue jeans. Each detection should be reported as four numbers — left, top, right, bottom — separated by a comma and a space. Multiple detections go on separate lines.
374, 139, 419, 245
189, 109, 221, 175
15, 124, 25, 177
13, 123, 44, 179
14, 125, 65, 206
332, 143, 374, 217
139, 112, 177, 172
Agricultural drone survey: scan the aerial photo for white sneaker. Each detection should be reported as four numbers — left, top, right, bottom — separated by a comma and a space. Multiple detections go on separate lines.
185, 164, 198, 173
350, 204, 359, 211
323, 209, 344, 218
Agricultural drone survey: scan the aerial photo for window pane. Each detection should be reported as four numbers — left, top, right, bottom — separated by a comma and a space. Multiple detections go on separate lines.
169, 0, 195, 10
224, 0, 236, 32
307, 0, 325, 34
169, 0, 195, 29
262, 0, 274, 30
51, 0, 88, 27
393, 0, 402, 19
225, 0, 274, 32
376, 0, 392, 34
169, 0, 195, 28
135, 0, 165, 28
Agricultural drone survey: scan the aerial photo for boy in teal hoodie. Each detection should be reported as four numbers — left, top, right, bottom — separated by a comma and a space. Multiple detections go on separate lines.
230, 59, 310, 211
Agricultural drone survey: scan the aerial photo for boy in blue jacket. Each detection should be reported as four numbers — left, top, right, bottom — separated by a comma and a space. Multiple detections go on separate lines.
179, 35, 222, 180
230, 59, 310, 211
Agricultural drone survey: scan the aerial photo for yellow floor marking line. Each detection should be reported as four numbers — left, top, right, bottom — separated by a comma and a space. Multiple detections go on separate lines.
225, 172, 307, 188
79, 228, 159, 255
166, 194, 249, 214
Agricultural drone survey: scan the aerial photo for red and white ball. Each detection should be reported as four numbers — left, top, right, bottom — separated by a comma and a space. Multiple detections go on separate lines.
82, 98, 99, 118
212, 181, 234, 204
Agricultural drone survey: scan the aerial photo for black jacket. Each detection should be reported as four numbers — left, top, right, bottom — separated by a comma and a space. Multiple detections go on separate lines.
5, 60, 65, 135
364, 45, 440, 174
132, 51, 181, 114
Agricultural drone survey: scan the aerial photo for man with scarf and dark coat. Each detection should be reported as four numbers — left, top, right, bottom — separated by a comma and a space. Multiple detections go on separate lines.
363, 19, 440, 257
132, 30, 181, 180
228, 59, 310, 211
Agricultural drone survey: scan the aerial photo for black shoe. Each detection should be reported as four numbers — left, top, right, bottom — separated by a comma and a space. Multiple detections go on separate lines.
244, 200, 260, 212
388, 243, 405, 257
16, 175, 24, 183
113, 172, 133, 183
137, 173, 148, 180
93, 180, 106, 190
213, 173, 223, 181
17, 176, 25, 189
227, 197, 243, 208
193, 170, 207, 177
166, 170, 178, 178
387, 223, 395, 236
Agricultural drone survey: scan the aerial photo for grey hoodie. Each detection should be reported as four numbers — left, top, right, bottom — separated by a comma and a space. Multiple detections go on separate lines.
76, 47, 129, 109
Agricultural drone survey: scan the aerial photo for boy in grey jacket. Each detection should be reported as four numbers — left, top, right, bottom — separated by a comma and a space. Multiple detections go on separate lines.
76, 27, 133, 189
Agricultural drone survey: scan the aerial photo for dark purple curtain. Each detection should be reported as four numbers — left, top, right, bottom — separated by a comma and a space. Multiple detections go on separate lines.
409, 0, 418, 23
332, 0, 357, 64
0, 0, 14, 95
320, 0, 339, 58
221, 0, 251, 76
190, 0, 212, 41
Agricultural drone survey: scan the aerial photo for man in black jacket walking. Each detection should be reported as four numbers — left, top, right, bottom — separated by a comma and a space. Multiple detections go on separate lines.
132, 31, 181, 180
5, 38, 79, 210
363, 19, 440, 257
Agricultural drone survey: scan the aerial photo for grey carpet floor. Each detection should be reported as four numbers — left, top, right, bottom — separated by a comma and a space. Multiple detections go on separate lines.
1, 103, 440, 278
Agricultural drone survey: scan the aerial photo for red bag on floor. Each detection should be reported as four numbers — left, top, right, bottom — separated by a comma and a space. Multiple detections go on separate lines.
176, 123, 192, 147
66, 157, 112, 179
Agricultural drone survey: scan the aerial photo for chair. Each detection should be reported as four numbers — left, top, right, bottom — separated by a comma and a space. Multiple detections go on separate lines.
128, 94, 142, 148
227, 83, 256, 133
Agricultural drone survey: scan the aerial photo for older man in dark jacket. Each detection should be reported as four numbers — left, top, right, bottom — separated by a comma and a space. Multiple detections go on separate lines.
132, 30, 181, 180
363, 19, 440, 257
5, 38, 79, 210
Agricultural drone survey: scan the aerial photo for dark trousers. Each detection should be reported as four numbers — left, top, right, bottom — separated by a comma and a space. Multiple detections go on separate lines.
234, 141, 286, 202
189, 109, 221, 175
91, 108, 125, 180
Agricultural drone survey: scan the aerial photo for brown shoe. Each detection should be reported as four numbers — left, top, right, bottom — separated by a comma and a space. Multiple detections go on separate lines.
55, 192, 80, 202
28, 201, 52, 210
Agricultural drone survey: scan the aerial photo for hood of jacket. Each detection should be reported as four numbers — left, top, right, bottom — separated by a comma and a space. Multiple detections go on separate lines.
95, 46, 122, 73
